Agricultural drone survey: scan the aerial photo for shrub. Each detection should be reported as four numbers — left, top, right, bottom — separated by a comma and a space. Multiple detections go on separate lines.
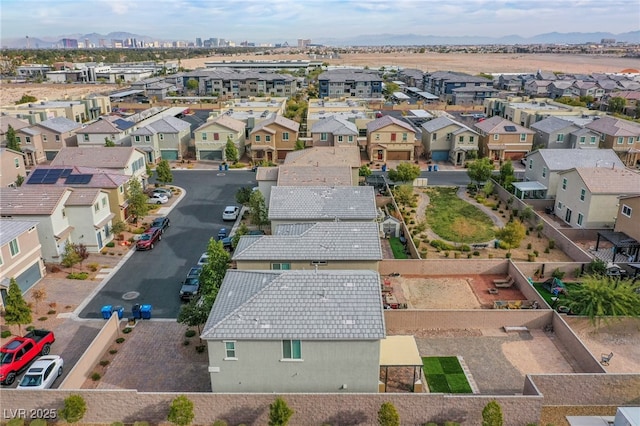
552, 268, 566, 280
505, 253, 512, 258
50, 265, 61, 273
7, 420, 25, 426
26, 325, 35, 331
544, 247, 550, 254
106, 242, 116, 248
132, 228, 145, 235
460, 244, 471, 252
467, 253, 473, 259
269, 396, 294, 426
430, 239, 455, 251
378, 401, 400, 426
212, 421, 229, 426
100, 360, 110, 366
30, 420, 48, 426
473, 251, 480, 256
498, 241, 509, 250
88, 262, 100, 271
183, 340, 190, 346
482, 400, 503, 426
528, 253, 536, 262
444, 251, 450, 258
133, 422, 149, 426
122, 327, 132, 334
109, 349, 118, 355
91, 372, 101, 381
533, 250, 539, 257
111, 423, 125, 426
196, 345, 206, 353
1, 330, 12, 338
67, 272, 89, 280
60, 395, 87, 424
527, 243, 532, 250
116, 337, 125, 343
38, 316, 48, 321
47, 309, 56, 315
185, 329, 197, 338
548, 239, 555, 249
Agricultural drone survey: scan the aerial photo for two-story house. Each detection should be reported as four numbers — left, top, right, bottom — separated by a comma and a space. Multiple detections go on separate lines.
131, 116, 191, 162
317, 70, 383, 99
523, 149, 625, 199
268, 186, 377, 233
474, 116, 535, 162
366, 115, 416, 162
613, 195, 640, 262
31, 117, 81, 160
63, 188, 115, 252
233, 222, 382, 271
13, 126, 46, 166
554, 167, 640, 228
420, 116, 479, 165
0, 116, 30, 144
0, 187, 73, 261
194, 114, 246, 161
201, 269, 385, 393
249, 115, 300, 162
585, 116, 640, 167
50, 147, 148, 187
530, 116, 582, 150
309, 116, 359, 148
0, 220, 45, 298
0, 148, 27, 188
76, 116, 136, 147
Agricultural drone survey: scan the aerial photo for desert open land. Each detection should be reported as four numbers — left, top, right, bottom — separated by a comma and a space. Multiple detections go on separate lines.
2, 52, 639, 106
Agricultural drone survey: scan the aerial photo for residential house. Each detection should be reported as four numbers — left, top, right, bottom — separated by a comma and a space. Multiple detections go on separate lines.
0, 187, 73, 261
397, 69, 424, 90
530, 117, 581, 150
131, 116, 191, 162
31, 117, 81, 160
255, 167, 279, 205
548, 81, 575, 99
423, 71, 493, 103
310, 116, 359, 147
600, 91, 640, 117
193, 114, 246, 161
317, 70, 383, 98
0, 148, 27, 187
24, 166, 130, 222
420, 116, 479, 165
570, 127, 603, 149
249, 115, 300, 162
214, 97, 286, 139
451, 86, 499, 105
14, 127, 46, 166
63, 188, 115, 252
484, 97, 604, 128
50, 147, 148, 187
76, 116, 136, 147
181, 69, 296, 98
281, 146, 362, 186
497, 74, 529, 92
306, 98, 374, 142
201, 269, 385, 393
570, 81, 604, 100
614, 195, 640, 261
523, 149, 625, 198
0, 220, 45, 298
366, 115, 416, 162
554, 167, 640, 228
474, 116, 535, 162
233, 222, 382, 271
523, 80, 552, 97
0, 116, 30, 144
585, 116, 640, 167
268, 186, 377, 233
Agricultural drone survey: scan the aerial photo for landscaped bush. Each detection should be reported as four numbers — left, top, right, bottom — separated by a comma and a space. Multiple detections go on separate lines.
527, 243, 532, 250
106, 242, 116, 248
430, 239, 456, 251
132, 228, 145, 235
460, 244, 471, 252
47, 309, 56, 315
99, 360, 110, 366
26, 325, 35, 331
444, 251, 450, 257
115, 337, 125, 344
498, 241, 509, 250
122, 327, 132, 334
185, 329, 197, 338
196, 344, 206, 353
473, 251, 480, 256
91, 372, 101, 381
1, 330, 12, 338
38, 316, 48, 321
88, 262, 100, 271
183, 340, 190, 346
552, 268, 566, 280
109, 349, 118, 355
548, 239, 556, 249
67, 272, 89, 280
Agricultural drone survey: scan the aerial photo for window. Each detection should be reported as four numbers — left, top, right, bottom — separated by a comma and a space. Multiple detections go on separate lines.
579, 136, 585, 144
493, 134, 499, 140
94, 203, 100, 212
402, 133, 407, 141
283, 132, 289, 141
9, 238, 19, 257
16, 136, 21, 143
542, 167, 547, 178
43, 135, 47, 142
102, 197, 107, 207
282, 340, 301, 360
469, 136, 474, 143
25, 137, 31, 144
590, 136, 597, 145
579, 188, 586, 201
459, 136, 464, 143
145, 136, 150, 142
320, 133, 327, 141
14, 159, 20, 168
557, 201, 563, 210
556, 134, 564, 142
213, 133, 219, 141
432, 133, 437, 141
562, 178, 567, 190
311, 260, 327, 266
629, 137, 635, 145
255, 135, 260, 142
348, 135, 353, 142
271, 263, 290, 270
528, 159, 533, 169
119, 185, 124, 193
617, 137, 624, 145
375, 133, 380, 140
622, 204, 632, 217
224, 341, 236, 359
62, 208, 66, 218
159, 134, 164, 141
520, 133, 527, 142
265, 135, 271, 142
337, 135, 343, 142
577, 213, 584, 226
55, 135, 60, 142
83, 134, 89, 142
135, 136, 140, 142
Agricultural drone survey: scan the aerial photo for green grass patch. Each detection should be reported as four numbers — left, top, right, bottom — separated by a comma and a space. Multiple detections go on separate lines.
389, 237, 408, 259
422, 357, 472, 393
533, 281, 582, 307
424, 187, 495, 243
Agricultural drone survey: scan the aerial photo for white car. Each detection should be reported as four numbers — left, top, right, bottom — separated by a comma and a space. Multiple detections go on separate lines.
197, 252, 209, 266
147, 194, 169, 205
16, 355, 64, 390
152, 188, 173, 199
222, 205, 240, 221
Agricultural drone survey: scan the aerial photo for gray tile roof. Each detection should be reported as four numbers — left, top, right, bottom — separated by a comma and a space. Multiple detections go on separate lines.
585, 116, 640, 137
533, 148, 625, 170
0, 219, 39, 246
201, 269, 385, 340
251, 114, 299, 133
273, 223, 317, 235
147, 116, 191, 133
284, 146, 361, 168
268, 186, 377, 221
277, 165, 353, 187
233, 222, 382, 261
421, 116, 476, 134
310, 116, 358, 135
530, 116, 577, 134
50, 147, 139, 169
474, 115, 535, 135
367, 115, 415, 133
36, 117, 81, 134
65, 188, 103, 206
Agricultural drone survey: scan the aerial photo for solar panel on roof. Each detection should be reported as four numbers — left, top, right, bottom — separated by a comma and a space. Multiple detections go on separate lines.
504, 125, 517, 132
30, 169, 47, 177
41, 175, 59, 184
65, 174, 93, 184
60, 168, 72, 178
45, 169, 63, 180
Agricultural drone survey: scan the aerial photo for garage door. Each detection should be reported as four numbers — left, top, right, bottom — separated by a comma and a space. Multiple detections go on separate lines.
387, 151, 411, 160
504, 151, 525, 160
15, 261, 43, 293
277, 150, 289, 160
199, 150, 222, 160
431, 150, 449, 161
161, 150, 179, 161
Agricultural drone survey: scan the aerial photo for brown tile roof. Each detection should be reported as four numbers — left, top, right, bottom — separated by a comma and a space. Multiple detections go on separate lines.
284, 146, 361, 168
65, 188, 103, 206
0, 186, 70, 215
0, 116, 30, 134
256, 167, 279, 181
585, 116, 640, 137
565, 167, 640, 194
366, 115, 415, 133
277, 165, 353, 186
474, 116, 535, 134
251, 115, 300, 133
50, 147, 140, 168
197, 114, 246, 133
27, 165, 129, 188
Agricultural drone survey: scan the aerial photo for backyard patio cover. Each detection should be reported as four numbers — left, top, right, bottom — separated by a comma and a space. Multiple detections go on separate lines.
379, 335, 423, 392
513, 181, 547, 199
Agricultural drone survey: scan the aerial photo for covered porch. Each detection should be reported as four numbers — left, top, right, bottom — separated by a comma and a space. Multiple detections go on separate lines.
594, 230, 640, 263
513, 181, 548, 200
379, 335, 424, 392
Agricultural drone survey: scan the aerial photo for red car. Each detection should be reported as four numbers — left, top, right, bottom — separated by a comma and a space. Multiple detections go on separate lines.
1, 330, 55, 385
136, 227, 162, 250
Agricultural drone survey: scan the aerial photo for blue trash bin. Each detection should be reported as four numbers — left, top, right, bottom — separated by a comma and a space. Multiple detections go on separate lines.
428, 165, 432, 172
434, 164, 439, 171
132, 304, 142, 320
112, 305, 124, 319
224, 164, 229, 171
101, 305, 112, 320
381, 164, 387, 172
218, 164, 223, 171
140, 304, 152, 320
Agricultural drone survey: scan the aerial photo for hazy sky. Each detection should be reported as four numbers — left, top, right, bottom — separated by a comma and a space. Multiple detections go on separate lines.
1, 0, 639, 43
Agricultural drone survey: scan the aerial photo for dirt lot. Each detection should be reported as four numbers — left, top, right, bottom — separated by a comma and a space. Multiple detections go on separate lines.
0, 83, 114, 107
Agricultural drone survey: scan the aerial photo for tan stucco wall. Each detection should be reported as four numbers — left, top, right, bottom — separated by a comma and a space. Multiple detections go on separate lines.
615, 196, 640, 241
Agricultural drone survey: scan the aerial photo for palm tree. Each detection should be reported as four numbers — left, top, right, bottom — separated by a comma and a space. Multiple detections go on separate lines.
568, 275, 640, 329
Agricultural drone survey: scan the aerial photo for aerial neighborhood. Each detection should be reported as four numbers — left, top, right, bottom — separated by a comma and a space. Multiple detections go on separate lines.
2, 44, 640, 425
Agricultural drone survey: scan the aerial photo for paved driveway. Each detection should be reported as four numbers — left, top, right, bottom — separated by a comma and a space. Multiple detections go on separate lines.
79, 170, 257, 319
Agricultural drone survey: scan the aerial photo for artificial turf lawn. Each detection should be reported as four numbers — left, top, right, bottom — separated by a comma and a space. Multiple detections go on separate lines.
422, 356, 473, 393
533, 281, 582, 307
389, 237, 408, 259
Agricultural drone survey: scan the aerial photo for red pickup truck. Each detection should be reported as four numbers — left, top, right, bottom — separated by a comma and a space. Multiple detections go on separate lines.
1, 330, 55, 385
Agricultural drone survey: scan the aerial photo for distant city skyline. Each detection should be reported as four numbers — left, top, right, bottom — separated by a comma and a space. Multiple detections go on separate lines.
1, 0, 639, 44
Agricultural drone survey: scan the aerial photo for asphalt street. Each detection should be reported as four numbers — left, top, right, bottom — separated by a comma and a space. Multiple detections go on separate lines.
79, 169, 256, 319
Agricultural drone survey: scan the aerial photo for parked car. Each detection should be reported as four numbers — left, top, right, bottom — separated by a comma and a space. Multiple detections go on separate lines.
248, 230, 266, 236
222, 205, 240, 221
221, 235, 233, 251
187, 265, 203, 278
197, 253, 209, 266
179, 276, 200, 301
151, 216, 170, 233
152, 187, 173, 199
147, 194, 168, 205
0, 330, 56, 385
218, 227, 228, 240
136, 227, 162, 250
16, 355, 64, 390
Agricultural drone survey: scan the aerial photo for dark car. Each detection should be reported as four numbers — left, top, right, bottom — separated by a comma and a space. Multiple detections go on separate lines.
221, 235, 233, 251
218, 227, 228, 240
248, 230, 265, 236
179, 276, 200, 301
136, 227, 162, 250
151, 216, 170, 233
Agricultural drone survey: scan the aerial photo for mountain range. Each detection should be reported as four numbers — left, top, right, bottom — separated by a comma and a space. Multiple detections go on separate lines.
2, 30, 639, 48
